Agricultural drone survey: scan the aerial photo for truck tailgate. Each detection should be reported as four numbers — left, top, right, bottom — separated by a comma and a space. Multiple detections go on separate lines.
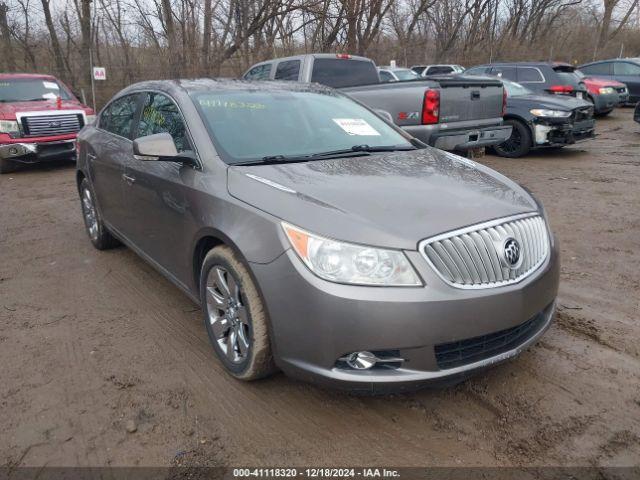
431, 76, 504, 123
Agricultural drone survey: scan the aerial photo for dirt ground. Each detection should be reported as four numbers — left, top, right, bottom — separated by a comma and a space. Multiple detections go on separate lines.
1, 109, 639, 469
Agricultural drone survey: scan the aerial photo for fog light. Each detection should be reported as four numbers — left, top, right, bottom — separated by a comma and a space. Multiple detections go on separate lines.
9, 147, 18, 155
346, 351, 377, 370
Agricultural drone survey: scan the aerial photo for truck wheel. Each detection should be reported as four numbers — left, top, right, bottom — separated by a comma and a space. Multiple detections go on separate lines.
79, 178, 120, 250
494, 119, 532, 158
0, 158, 18, 174
200, 245, 277, 381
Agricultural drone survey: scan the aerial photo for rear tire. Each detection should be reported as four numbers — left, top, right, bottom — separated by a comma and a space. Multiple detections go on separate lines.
200, 245, 277, 381
79, 178, 120, 250
494, 119, 532, 158
0, 158, 18, 174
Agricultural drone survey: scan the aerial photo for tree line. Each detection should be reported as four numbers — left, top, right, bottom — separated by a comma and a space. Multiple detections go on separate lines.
0, 0, 638, 107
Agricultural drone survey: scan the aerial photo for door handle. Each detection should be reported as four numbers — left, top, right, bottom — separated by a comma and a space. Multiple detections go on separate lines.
122, 173, 136, 185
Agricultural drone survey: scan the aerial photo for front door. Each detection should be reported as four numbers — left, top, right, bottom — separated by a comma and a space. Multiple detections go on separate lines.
88, 93, 141, 233
121, 91, 200, 285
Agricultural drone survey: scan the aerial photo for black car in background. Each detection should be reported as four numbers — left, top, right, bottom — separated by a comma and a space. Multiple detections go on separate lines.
474, 79, 595, 158
579, 58, 640, 103
635, 102, 640, 124
465, 62, 587, 100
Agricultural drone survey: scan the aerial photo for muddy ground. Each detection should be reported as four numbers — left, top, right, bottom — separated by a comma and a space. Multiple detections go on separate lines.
1, 109, 639, 469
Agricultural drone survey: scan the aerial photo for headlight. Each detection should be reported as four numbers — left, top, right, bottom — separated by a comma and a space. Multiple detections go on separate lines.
85, 114, 96, 125
599, 87, 615, 95
282, 223, 422, 286
0, 120, 19, 134
530, 109, 571, 118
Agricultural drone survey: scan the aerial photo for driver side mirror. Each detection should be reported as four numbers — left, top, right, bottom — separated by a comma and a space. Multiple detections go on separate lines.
133, 133, 197, 166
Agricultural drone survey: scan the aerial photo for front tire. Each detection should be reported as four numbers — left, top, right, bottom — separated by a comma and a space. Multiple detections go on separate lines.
200, 246, 277, 380
494, 119, 532, 158
79, 178, 120, 250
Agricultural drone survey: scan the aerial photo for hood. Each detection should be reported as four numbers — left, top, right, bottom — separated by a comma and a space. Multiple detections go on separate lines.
227, 148, 538, 250
508, 93, 591, 111
583, 77, 626, 88
0, 99, 90, 119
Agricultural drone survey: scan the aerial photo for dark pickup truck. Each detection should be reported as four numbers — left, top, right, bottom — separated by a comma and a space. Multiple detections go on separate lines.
243, 53, 511, 152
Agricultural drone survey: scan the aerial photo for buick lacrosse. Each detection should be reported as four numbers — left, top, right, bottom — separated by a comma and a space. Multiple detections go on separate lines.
76, 79, 559, 392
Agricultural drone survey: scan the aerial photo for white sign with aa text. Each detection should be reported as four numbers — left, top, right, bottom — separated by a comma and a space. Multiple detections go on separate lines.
93, 67, 106, 81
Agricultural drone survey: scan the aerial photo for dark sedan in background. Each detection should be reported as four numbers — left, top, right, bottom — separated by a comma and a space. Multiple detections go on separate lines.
486, 79, 595, 157
75, 79, 558, 392
579, 58, 640, 104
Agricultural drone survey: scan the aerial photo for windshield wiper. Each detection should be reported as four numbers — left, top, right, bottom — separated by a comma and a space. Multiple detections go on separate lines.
234, 144, 416, 166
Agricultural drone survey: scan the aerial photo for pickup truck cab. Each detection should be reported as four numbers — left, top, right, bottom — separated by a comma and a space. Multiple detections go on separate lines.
243, 54, 511, 152
0, 73, 94, 173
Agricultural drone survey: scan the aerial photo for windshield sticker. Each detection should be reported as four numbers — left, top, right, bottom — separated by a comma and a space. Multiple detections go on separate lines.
332, 118, 380, 136
198, 98, 266, 110
42, 92, 58, 100
42, 81, 60, 90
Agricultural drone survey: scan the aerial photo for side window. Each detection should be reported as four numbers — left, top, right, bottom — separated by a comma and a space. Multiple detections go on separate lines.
102, 94, 139, 139
244, 64, 272, 81
274, 60, 301, 81
137, 92, 190, 153
464, 67, 488, 76
614, 62, 640, 75
517, 67, 544, 82
582, 62, 612, 75
379, 70, 395, 82
490, 67, 517, 81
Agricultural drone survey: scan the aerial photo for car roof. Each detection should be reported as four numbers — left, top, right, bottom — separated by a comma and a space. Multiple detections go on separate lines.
581, 57, 640, 66
117, 78, 337, 97
0, 73, 59, 80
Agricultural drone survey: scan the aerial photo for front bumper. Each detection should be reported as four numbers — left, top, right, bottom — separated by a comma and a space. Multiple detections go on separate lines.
592, 92, 619, 113
251, 238, 559, 392
533, 118, 595, 147
404, 124, 513, 151
0, 139, 76, 163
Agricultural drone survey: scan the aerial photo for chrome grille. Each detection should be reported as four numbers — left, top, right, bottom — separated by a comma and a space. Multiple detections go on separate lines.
21, 114, 83, 137
419, 214, 549, 289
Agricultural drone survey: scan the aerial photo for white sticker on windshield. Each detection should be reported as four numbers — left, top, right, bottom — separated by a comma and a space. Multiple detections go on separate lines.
42, 81, 59, 90
332, 118, 380, 136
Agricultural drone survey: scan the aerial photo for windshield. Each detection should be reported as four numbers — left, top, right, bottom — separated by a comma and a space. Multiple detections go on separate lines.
503, 80, 533, 97
192, 89, 413, 164
0, 78, 72, 102
393, 69, 420, 81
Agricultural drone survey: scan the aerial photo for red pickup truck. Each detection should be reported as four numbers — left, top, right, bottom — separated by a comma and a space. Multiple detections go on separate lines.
0, 73, 94, 173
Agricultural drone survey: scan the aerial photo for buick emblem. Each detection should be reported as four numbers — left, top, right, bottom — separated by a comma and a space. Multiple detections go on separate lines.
502, 237, 522, 269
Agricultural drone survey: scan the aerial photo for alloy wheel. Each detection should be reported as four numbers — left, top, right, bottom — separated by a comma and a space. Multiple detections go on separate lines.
205, 266, 251, 364
81, 188, 99, 241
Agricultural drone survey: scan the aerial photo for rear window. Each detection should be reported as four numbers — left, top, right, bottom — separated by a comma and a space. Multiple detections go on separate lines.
518, 67, 544, 82
426, 66, 454, 75
555, 71, 583, 86
275, 60, 301, 81
310, 58, 380, 88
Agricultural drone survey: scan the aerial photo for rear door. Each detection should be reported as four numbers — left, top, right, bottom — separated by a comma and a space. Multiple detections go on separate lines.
122, 91, 200, 281
613, 61, 640, 100
88, 93, 142, 233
